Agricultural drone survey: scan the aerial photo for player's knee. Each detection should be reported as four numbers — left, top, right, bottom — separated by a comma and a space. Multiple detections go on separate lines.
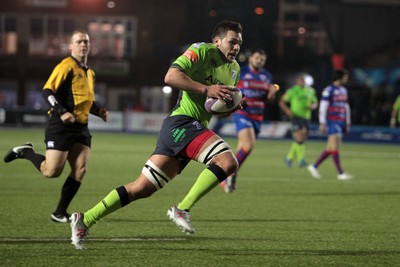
209, 156, 237, 182
212, 152, 238, 176
43, 167, 63, 178
67, 165, 87, 181
225, 158, 239, 176
76, 166, 88, 179
125, 177, 158, 201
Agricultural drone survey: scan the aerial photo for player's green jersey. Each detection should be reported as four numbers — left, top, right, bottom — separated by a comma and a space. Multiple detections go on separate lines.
282, 85, 317, 119
394, 95, 400, 123
170, 42, 240, 127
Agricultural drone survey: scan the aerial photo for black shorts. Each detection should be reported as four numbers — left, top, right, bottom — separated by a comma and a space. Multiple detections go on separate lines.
291, 117, 310, 132
44, 116, 92, 151
152, 115, 209, 172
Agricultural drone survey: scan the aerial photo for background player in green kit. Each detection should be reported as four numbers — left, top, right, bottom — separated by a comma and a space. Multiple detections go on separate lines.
390, 94, 400, 128
279, 74, 318, 167
68, 20, 243, 250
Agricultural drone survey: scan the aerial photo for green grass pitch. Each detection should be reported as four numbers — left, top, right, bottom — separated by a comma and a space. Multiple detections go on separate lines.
0, 128, 399, 266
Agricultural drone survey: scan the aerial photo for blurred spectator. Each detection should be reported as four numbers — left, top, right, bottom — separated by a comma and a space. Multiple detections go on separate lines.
348, 83, 371, 125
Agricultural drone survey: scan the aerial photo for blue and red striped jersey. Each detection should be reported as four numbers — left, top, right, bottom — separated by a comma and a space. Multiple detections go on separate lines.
236, 65, 273, 121
320, 84, 349, 123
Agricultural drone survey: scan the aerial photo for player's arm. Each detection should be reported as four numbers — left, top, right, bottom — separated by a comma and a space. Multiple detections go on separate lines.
310, 88, 318, 110
90, 101, 108, 122
42, 89, 75, 124
164, 67, 235, 100
390, 109, 397, 128
278, 92, 293, 118
267, 83, 279, 100
390, 98, 400, 128
318, 100, 329, 133
43, 63, 76, 124
345, 103, 351, 133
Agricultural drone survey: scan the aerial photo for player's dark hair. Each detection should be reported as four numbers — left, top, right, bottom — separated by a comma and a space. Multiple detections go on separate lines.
212, 20, 243, 40
332, 68, 349, 82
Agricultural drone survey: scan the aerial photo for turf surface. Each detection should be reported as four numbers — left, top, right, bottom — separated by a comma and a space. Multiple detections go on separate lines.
0, 128, 399, 266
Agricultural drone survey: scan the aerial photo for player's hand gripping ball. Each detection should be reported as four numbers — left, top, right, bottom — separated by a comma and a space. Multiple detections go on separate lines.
204, 87, 243, 115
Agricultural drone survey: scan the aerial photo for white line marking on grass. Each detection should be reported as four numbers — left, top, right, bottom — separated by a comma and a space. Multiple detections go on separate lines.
0, 237, 187, 243
302, 150, 399, 159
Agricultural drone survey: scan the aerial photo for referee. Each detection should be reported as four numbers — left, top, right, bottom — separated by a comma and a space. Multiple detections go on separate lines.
4, 29, 108, 223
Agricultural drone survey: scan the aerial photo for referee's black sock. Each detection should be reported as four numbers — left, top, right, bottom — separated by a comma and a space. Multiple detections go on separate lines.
54, 176, 81, 215
21, 149, 45, 171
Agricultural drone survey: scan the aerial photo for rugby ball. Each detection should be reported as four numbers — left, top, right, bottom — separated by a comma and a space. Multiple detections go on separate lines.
204, 88, 243, 115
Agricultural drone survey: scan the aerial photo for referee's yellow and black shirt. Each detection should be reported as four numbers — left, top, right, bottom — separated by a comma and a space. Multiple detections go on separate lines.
43, 56, 95, 124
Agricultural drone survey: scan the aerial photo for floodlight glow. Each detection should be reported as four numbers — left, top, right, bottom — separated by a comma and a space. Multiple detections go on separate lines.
162, 86, 172, 94
107, 1, 115, 8
254, 7, 264, 15
298, 27, 306, 35
304, 74, 314, 86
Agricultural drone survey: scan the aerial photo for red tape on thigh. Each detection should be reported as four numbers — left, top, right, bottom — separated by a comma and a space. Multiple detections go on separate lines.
179, 129, 215, 160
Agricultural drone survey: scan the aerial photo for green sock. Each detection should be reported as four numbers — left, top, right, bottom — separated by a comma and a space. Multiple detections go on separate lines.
178, 168, 219, 211
297, 143, 306, 161
83, 189, 122, 228
287, 142, 297, 160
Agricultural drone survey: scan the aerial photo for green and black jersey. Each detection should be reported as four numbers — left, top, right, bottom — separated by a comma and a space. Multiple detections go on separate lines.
170, 42, 240, 127
281, 85, 318, 120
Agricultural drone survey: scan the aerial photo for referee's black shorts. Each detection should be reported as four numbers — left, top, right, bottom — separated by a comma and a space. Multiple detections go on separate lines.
44, 116, 92, 151
291, 117, 310, 132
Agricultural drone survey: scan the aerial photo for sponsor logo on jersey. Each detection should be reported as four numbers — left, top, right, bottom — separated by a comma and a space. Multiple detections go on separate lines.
238, 80, 269, 90
183, 49, 198, 62
47, 95, 58, 106
243, 73, 253, 80
171, 128, 186, 143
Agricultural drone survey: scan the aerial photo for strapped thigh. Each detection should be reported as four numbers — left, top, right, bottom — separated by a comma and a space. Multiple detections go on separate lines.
196, 138, 232, 165
142, 160, 172, 190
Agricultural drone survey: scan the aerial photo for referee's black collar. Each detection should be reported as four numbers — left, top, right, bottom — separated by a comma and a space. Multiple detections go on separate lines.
70, 56, 90, 71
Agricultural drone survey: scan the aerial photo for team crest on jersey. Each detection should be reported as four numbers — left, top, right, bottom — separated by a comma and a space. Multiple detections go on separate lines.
231, 70, 237, 80
192, 121, 201, 130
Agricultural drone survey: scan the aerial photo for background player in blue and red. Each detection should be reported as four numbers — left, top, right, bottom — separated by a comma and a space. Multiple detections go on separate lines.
221, 49, 278, 193
307, 68, 353, 180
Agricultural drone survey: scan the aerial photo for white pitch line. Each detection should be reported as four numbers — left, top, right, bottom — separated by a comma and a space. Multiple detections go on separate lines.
0, 237, 187, 243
